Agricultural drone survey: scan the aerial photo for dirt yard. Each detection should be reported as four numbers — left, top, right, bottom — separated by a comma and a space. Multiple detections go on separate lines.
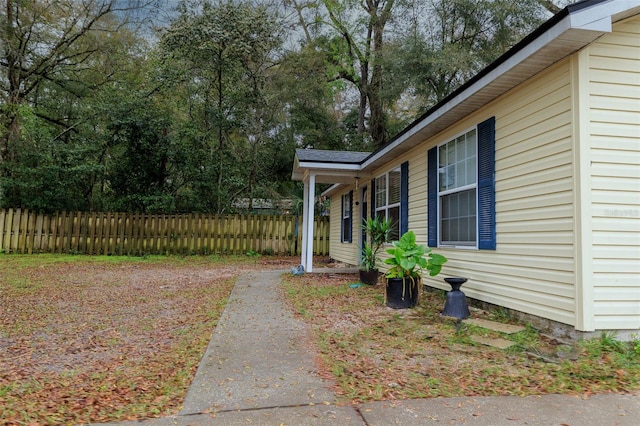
0, 255, 299, 424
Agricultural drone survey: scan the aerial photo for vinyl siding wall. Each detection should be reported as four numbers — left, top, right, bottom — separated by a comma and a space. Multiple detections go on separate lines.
412, 59, 577, 326
587, 16, 640, 330
324, 15, 639, 332
328, 61, 577, 325
329, 188, 361, 265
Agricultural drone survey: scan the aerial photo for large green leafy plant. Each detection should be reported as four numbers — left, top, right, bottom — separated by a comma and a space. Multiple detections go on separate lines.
360, 217, 393, 271
384, 231, 447, 278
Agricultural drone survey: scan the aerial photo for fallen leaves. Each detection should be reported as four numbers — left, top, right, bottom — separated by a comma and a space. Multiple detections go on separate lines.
0, 254, 299, 424
281, 273, 640, 404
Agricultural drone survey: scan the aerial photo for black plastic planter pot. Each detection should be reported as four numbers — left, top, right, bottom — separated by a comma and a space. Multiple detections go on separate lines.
386, 277, 420, 309
359, 269, 379, 285
442, 277, 470, 319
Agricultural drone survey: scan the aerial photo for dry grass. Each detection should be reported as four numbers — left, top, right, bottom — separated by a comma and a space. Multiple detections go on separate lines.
0, 254, 298, 425
282, 273, 640, 403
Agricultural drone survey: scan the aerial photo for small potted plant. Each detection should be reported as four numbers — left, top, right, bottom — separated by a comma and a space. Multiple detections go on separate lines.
359, 217, 392, 285
384, 230, 447, 308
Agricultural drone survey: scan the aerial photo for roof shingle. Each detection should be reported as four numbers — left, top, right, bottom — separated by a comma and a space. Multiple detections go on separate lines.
296, 149, 370, 164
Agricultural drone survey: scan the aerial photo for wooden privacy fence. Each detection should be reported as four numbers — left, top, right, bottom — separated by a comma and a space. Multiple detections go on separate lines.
0, 209, 329, 256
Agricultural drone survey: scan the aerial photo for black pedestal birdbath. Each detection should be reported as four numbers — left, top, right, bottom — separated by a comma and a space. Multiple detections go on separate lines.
442, 277, 470, 319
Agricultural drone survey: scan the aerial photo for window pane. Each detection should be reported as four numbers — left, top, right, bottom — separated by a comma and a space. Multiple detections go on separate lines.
467, 130, 477, 153
459, 218, 468, 241
448, 141, 456, 164
342, 217, 350, 241
441, 217, 451, 242
465, 158, 476, 186
389, 170, 401, 204
456, 137, 466, 163
460, 190, 471, 213
388, 206, 400, 241
441, 195, 449, 217
440, 165, 455, 191
375, 175, 386, 208
438, 167, 446, 191
440, 188, 476, 245
439, 145, 447, 168
343, 195, 350, 218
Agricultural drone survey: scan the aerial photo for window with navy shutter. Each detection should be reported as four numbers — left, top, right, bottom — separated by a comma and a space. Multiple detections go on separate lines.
428, 117, 495, 249
341, 191, 353, 243
374, 163, 408, 241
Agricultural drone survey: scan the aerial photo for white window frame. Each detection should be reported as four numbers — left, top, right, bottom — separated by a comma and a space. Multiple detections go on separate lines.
437, 128, 478, 248
341, 191, 352, 243
375, 167, 401, 240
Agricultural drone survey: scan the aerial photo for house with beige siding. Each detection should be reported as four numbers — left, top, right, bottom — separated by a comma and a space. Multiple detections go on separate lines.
292, 0, 640, 339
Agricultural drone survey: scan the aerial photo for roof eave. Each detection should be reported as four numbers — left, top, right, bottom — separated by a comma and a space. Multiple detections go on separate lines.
361, 0, 631, 171
290, 1, 639, 186
292, 154, 365, 183
321, 183, 342, 197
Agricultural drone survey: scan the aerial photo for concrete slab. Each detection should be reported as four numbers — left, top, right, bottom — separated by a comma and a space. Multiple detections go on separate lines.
464, 318, 526, 334
111, 405, 363, 426
309, 267, 360, 274
179, 270, 336, 415
470, 335, 517, 349
358, 393, 640, 425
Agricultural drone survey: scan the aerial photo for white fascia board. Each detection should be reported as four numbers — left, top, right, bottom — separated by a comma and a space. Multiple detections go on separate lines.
571, 0, 638, 30
362, 5, 614, 170
321, 184, 342, 197
297, 161, 363, 172
571, 14, 612, 32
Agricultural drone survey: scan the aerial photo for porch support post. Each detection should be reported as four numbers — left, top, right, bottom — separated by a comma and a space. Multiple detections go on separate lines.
301, 173, 316, 272
301, 178, 309, 269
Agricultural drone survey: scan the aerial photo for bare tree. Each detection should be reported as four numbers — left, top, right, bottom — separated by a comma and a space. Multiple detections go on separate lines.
0, 0, 152, 165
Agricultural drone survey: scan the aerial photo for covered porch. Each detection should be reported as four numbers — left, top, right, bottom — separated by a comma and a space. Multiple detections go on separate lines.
291, 149, 370, 272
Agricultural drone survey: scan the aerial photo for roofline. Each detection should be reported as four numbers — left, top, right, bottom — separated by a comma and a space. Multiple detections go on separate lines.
361, 0, 627, 169
292, 0, 638, 186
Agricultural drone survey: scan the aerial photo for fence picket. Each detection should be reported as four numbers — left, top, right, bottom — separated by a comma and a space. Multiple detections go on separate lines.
26, 211, 35, 254
5, 208, 13, 251
18, 209, 27, 253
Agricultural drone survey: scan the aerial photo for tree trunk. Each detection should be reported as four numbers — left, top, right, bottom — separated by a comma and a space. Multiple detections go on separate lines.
217, 65, 224, 213
367, 0, 392, 149
1, 0, 21, 166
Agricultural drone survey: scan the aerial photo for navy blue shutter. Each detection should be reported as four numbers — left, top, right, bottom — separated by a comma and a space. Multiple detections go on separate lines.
400, 161, 409, 235
340, 193, 345, 242
370, 179, 376, 219
427, 147, 438, 247
477, 117, 496, 250
348, 190, 353, 243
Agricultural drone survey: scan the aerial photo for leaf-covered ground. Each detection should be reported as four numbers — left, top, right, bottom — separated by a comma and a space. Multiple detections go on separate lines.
282, 273, 640, 403
0, 254, 298, 425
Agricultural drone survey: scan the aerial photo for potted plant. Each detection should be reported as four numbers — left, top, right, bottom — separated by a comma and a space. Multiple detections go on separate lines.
384, 230, 447, 308
359, 217, 392, 285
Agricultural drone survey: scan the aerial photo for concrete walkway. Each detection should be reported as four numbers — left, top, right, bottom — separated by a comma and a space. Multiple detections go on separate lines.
107, 270, 639, 425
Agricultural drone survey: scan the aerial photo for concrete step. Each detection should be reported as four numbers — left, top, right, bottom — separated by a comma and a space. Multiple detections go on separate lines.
463, 318, 526, 334
470, 335, 517, 350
